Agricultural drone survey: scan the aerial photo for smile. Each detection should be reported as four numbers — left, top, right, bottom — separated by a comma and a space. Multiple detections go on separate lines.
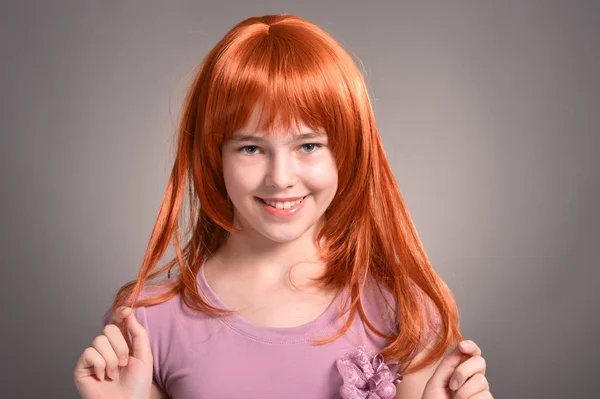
259, 196, 307, 209
255, 195, 309, 217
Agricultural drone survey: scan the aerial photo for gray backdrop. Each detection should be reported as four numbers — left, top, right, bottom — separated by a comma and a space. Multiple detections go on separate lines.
1, 1, 598, 398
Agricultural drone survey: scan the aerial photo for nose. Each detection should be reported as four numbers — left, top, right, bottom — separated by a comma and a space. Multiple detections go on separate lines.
264, 152, 297, 188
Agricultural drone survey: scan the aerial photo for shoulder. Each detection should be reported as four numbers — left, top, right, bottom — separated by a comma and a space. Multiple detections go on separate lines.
358, 278, 443, 342
101, 284, 179, 329
359, 279, 398, 334
408, 280, 444, 348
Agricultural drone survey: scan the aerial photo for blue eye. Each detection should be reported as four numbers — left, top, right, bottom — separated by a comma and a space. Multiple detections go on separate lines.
240, 145, 260, 155
300, 143, 321, 153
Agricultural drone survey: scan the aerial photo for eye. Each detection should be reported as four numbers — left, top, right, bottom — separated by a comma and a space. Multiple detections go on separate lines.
299, 143, 322, 153
239, 145, 261, 155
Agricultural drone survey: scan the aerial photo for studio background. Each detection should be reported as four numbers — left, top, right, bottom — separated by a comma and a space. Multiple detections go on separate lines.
1, 1, 598, 398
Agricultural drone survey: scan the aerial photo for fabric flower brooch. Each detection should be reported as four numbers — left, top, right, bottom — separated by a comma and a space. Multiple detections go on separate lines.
336, 346, 403, 399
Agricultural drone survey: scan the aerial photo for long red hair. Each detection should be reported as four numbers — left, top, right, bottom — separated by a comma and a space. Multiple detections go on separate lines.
109, 14, 462, 374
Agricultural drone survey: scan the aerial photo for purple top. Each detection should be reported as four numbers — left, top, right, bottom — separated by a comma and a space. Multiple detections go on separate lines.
101, 269, 418, 399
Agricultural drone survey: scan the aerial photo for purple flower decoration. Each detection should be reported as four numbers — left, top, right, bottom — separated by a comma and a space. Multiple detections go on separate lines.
336, 346, 403, 399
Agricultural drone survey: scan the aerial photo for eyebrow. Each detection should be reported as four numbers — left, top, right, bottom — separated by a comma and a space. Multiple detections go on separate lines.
229, 132, 327, 143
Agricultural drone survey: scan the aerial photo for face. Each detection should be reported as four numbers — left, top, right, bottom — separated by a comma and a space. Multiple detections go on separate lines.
221, 109, 338, 244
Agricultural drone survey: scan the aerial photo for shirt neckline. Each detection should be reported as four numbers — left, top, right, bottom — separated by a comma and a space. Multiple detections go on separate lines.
197, 265, 348, 344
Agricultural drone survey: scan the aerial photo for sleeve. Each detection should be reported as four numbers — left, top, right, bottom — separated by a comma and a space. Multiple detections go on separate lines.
100, 304, 165, 389
360, 280, 400, 338
362, 280, 444, 352
410, 282, 444, 351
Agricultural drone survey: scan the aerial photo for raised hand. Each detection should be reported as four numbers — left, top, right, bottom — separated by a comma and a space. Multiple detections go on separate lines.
73, 307, 154, 399
422, 340, 492, 399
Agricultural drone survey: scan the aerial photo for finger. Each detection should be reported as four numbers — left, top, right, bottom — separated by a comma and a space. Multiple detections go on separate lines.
470, 390, 493, 399
449, 355, 486, 391
425, 343, 464, 389
74, 346, 107, 381
124, 308, 153, 364
109, 307, 133, 349
91, 334, 120, 380
102, 324, 130, 367
457, 340, 482, 357
452, 373, 489, 399
109, 306, 131, 324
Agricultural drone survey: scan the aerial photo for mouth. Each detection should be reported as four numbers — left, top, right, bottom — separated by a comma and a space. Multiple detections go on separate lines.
256, 195, 308, 210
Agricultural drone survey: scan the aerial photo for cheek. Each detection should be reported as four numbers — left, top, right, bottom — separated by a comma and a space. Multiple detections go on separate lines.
223, 157, 263, 197
303, 159, 338, 193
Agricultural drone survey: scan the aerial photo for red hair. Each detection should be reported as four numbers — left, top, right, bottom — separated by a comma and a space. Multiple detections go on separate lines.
109, 14, 462, 374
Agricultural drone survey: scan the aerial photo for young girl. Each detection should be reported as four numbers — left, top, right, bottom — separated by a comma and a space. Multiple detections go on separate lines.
74, 14, 492, 399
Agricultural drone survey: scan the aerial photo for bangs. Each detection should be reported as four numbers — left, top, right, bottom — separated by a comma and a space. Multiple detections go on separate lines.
202, 16, 360, 144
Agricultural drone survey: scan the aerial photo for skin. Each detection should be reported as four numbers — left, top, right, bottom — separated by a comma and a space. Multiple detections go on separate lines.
202, 108, 340, 327
74, 104, 492, 398
418, 340, 492, 399
73, 307, 157, 399
220, 112, 337, 255
393, 340, 492, 399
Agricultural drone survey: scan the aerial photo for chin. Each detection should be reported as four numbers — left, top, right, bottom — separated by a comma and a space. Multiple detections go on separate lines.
252, 216, 322, 243
259, 226, 309, 243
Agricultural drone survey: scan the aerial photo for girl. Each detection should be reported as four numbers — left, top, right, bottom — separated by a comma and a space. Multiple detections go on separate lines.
74, 14, 492, 399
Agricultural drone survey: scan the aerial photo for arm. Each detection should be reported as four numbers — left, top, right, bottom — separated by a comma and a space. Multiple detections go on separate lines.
150, 382, 170, 399
393, 347, 441, 399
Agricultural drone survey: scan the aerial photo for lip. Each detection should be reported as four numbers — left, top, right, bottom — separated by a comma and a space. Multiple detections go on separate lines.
255, 195, 308, 217
260, 196, 307, 202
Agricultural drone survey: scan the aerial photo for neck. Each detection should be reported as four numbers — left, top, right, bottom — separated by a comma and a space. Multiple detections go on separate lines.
213, 223, 325, 285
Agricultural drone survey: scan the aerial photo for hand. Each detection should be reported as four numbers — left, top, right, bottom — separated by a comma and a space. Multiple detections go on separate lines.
422, 340, 492, 399
73, 307, 154, 399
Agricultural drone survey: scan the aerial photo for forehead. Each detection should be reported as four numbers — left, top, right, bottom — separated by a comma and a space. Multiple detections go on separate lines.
233, 99, 325, 137
231, 105, 326, 142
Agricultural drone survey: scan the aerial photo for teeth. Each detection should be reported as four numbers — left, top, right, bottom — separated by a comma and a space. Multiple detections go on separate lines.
264, 197, 305, 209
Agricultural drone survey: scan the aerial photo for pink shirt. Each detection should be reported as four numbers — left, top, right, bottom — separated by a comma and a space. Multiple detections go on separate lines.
102, 269, 408, 399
